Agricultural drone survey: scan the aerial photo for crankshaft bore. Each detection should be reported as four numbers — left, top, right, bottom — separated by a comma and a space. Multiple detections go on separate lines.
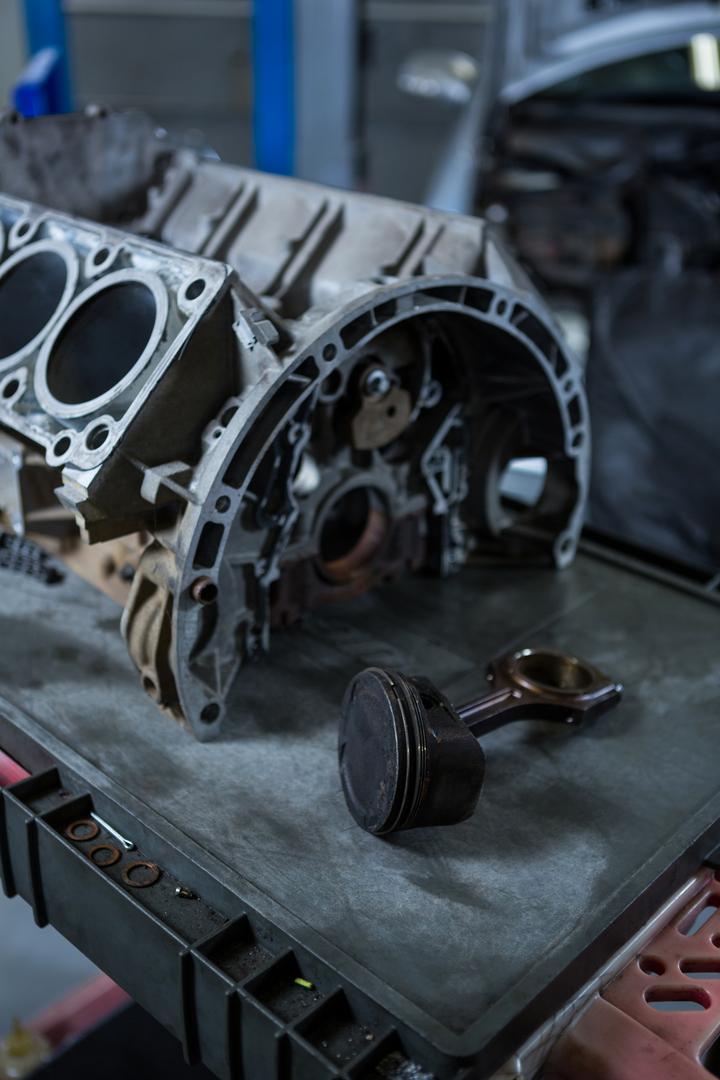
338, 647, 623, 835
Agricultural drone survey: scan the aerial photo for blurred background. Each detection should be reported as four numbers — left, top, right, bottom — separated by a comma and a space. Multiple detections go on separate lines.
3, 0, 718, 569
1, 0, 719, 1041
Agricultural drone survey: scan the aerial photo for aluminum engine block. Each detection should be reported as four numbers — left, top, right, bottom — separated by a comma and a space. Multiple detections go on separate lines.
0, 112, 589, 739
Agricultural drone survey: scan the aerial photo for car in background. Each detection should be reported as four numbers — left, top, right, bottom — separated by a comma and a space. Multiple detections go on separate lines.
397, 0, 720, 569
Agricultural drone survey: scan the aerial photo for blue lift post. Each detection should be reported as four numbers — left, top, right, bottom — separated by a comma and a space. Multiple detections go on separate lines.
15, 0, 73, 116
252, 0, 295, 175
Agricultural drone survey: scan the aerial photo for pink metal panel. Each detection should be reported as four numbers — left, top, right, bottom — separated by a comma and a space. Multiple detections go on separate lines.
547, 996, 711, 1080
0, 746, 29, 787
27, 974, 131, 1048
603, 874, 720, 1064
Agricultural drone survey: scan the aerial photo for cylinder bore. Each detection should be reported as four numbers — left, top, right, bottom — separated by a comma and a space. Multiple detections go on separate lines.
45, 280, 158, 406
0, 250, 69, 361
317, 486, 388, 583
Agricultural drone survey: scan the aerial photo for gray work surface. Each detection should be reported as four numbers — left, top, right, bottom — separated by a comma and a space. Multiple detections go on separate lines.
1, 549, 719, 1059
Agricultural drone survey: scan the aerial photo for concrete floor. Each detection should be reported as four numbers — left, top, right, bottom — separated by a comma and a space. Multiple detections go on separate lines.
0, 892, 98, 1037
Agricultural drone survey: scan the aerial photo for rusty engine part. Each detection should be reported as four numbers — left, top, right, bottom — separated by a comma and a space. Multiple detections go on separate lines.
339, 648, 622, 835
0, 110, 589, 739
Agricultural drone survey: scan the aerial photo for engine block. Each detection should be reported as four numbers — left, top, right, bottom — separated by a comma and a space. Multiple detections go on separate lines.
0, 112, 589, 739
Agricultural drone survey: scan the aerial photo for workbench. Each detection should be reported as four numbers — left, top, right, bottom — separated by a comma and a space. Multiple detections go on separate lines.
1, 537, 719, 1078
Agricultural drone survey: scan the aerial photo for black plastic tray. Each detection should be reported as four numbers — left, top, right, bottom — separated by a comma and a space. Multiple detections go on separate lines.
1, 535, 719, 1079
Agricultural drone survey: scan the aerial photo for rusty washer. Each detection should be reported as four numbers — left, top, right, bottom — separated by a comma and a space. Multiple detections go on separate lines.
64, 818, 100, 843
121, 860, 162, 888
88, 843, 121, 868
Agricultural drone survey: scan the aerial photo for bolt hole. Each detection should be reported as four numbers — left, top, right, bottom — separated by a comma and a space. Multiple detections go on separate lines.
86, 424, 110, 450
322, 343, 337, 362
2, 378, 20, 399
16, 221, 31, 238
192, 577, 218, 605
215, 495, 231, 513
496, 299, 508, 316
92, 246, 111, 266
386, 405, 396, 418
53, 434, 72, 457
200, 703, 220, 724
185, 278, 206, 301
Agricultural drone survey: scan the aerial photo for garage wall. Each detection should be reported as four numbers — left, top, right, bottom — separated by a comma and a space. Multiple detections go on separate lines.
0, 0, 26, 109
65, 0, 253, 164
